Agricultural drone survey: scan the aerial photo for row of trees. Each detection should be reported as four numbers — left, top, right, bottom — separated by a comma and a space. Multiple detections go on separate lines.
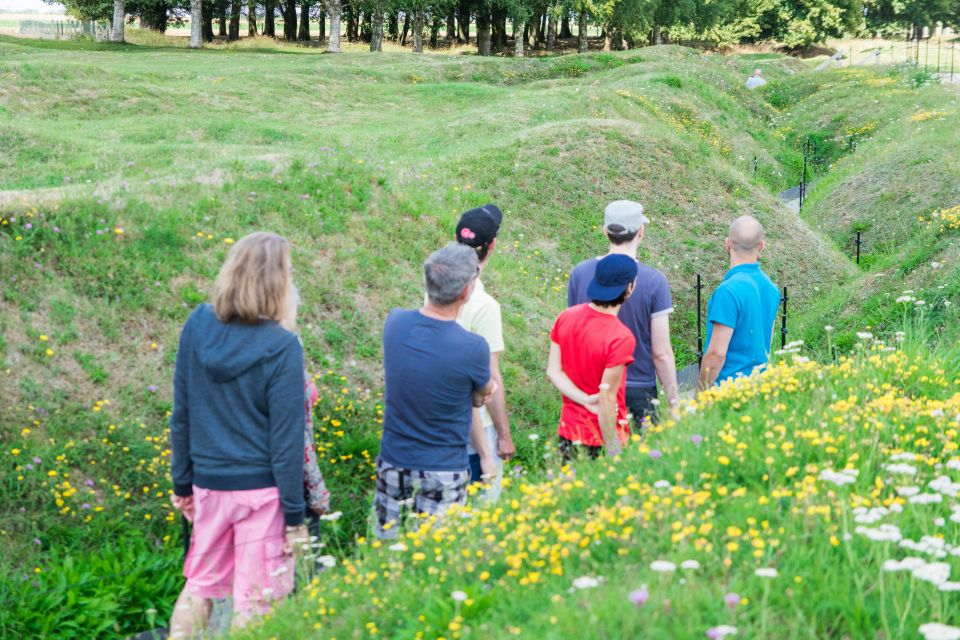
53, 0, 960, 54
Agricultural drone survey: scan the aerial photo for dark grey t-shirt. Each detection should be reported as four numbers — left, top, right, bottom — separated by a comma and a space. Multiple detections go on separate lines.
567, 257, 673, 388
379, 309, 490, 472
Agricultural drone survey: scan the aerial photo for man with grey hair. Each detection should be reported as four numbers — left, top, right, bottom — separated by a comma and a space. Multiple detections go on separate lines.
697, 215, 780, 389
374, 243, 497, 539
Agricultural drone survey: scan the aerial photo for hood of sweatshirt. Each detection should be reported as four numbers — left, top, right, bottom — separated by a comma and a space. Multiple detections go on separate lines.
189, 304, 296, 383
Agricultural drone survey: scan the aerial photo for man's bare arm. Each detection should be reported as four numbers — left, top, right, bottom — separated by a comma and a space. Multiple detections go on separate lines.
486, 351, 514, 459
598, 365, 625, 455
697, 323, 734, 392
546, 342, 599, 412
650, 314, 680, 410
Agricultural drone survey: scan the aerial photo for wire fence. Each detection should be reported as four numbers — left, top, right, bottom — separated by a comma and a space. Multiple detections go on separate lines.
18, 19, 109, 41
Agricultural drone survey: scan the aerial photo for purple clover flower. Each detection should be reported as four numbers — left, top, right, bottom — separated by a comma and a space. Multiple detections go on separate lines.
629, 587, 649, 607
725, 592, 740, 609
691, 434, 703, 445
649, 449, 662, 460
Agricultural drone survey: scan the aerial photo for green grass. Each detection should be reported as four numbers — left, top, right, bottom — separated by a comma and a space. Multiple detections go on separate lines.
0, 35, 957, 638
242, 340, 960, 639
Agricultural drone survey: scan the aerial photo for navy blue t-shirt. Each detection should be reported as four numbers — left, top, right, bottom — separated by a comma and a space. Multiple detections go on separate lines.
567, 257, 673, 388
380, 309, 490, 472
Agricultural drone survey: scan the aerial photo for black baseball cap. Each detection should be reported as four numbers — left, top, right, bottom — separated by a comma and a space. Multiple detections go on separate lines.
456, 204, 503, 248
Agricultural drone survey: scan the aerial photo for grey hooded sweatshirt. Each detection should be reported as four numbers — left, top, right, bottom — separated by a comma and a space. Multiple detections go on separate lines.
170, 304, 306, 526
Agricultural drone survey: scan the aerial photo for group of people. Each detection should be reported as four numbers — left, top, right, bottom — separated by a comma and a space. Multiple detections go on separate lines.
167, 202, 779, 635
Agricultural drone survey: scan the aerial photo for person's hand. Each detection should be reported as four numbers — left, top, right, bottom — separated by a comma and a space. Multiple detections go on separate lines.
482, 380, 499, 405
497, 432, 516, 460
171, 495, 195, 522
581, 393, 600, 415
667, 398, 681, 421
479, 454, 496, 482
283, 525, 309, 556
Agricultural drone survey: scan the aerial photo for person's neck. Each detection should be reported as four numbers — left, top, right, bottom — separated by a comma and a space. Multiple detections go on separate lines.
588, 302, 622, 316
421, 301, 461, 321
607, 242, 639, 260
729, 253, 760, 269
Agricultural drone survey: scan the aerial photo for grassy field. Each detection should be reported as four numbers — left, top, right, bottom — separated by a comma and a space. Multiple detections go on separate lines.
0, 33, 958, 638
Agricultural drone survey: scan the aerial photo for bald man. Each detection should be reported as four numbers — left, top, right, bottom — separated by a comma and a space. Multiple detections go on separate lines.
697, 216, 780, 389
745, 69, 766, 89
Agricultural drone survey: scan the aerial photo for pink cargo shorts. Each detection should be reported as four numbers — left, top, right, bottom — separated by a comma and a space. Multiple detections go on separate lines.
182, 486, 295, 615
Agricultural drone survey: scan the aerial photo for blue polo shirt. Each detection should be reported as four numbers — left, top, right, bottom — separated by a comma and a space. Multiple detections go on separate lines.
704, 263, 780, 383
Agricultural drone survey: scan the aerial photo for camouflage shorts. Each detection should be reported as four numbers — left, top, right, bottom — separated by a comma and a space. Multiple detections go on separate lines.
372, 457, 468, 540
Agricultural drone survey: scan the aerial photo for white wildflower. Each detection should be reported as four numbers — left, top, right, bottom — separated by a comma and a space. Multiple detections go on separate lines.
882, 557, 926, 572
650, 560, 677, 573
909, 493, 943, 504
681, 560, 701, 570
388, 543, 407, 552
856, 331, 874, 340
528, 433, 540, 441
317, 555, 337, 568
896, 486, 920, 496
451, 590, 468, 602
754, 568, 778, 578
913, 562, 951, 585
572, 576, 600, 589
885, 463, 918, 476
920, 622, 960, 640
319, 511, 343, 521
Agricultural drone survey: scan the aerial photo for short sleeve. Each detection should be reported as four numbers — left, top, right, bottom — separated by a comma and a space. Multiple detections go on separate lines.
549, 312, 563, 344
606, 330, 635, 368
651, 272, 674, 316
467, 334, 491, 390
471, 299, 505, 353
707, 285, 739, 329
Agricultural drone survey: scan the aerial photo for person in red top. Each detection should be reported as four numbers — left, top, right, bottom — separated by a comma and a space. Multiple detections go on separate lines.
548, 254, 637, 460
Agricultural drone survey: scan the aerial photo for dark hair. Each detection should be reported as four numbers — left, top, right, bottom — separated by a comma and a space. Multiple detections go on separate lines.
468, 241, 492, 263
591, 289, 629, 308
605, 224, 640, 246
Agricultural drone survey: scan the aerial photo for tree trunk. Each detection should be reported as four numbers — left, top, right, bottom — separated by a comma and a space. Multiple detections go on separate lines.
457, 2, 469, 44
283, 0, 296, 39
603, 23, 611, 50
412, 8, 423, 53
446, 9, 455, 43
400, 11, 409, 45
110, 0, 125, 41
560, 13, 571, 38
528, 14, 539, 49
491, 9, 502, 51
577, 10, 587, 52
546, 13, 555, 50
318, 9, 325, 40
537, 11, 545, 44
202, 0, 215, 40
264, 0, 275, 35
476, 10, 491, 56
360, 11, 370, 42
218, 1, 227, 36
324, 0, 340, 50
430, 14, 441, 48
189, 0, 203, 46
651, 22, 661, 45
228, 0, 241, 40
514, 19, 523, 56
299, 0, 311, 40
370, 1, 383, 50
388, 11, 398, 39
140, 1, 168, 32
248, 0, 258, 35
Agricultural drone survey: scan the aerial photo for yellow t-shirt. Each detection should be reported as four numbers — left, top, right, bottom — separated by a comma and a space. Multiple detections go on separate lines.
457, 279, 503, 428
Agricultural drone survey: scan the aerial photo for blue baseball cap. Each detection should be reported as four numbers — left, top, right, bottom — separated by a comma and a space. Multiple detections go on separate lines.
587, 254, 638, 302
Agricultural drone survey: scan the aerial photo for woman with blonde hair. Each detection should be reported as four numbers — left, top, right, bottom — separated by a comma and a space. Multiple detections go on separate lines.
168, 232, 308, 636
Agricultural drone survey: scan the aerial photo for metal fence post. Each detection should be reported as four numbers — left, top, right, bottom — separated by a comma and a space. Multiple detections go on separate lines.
696, 273, 704, 366
855, 231, 862, 265
780, 286, 788, 349
753, 156, 758, 175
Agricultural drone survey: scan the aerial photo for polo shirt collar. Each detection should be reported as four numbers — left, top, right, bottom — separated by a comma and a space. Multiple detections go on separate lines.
723, 262, 761, 281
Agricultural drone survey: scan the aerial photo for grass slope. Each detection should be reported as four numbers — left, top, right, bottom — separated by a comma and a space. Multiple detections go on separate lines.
1, 37, 952, 637
240, 342, 960, 639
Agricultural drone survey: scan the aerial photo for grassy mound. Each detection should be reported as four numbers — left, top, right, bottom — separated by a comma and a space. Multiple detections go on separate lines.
2, 36, 954, 637
240, 343, 960, 639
